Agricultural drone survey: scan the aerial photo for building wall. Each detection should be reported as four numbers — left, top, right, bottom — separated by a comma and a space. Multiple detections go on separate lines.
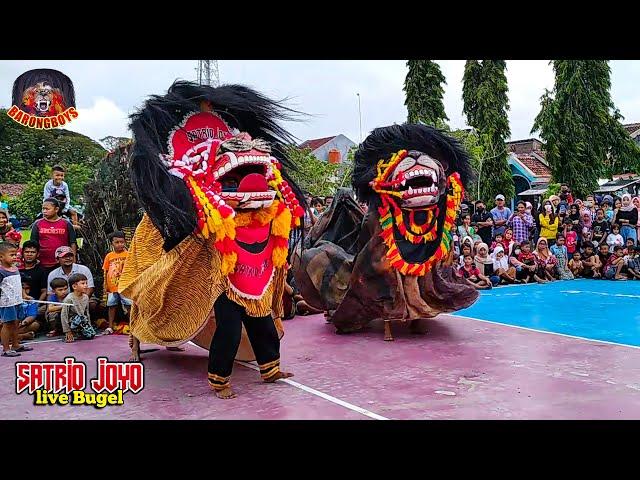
312, 135, 356, 163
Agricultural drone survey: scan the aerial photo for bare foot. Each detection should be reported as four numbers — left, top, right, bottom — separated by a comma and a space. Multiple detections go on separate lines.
129, 336, 141, 362
215, 387, 237, 399
263, 371, 294, 383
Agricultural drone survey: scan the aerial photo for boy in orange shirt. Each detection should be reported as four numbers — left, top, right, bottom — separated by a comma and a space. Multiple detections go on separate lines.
102, 231, 132, 334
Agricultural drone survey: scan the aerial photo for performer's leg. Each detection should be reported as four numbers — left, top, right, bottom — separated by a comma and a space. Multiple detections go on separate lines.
241, 313, 293, 383
208, 294, 243, 398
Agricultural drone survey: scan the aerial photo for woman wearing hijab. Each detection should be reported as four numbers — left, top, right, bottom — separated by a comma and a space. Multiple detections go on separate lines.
633, 197, 640, 242
474, 242, 499, 286
613, 194, 638, 244
534, 237, 557, 282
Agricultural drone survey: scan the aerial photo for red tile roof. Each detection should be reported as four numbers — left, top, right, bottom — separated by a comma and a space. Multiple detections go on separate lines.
507, 138, 544, 155
623, 123, 640, 135
0, 183, 27, 198
299, 136, 335, 151
516, 154, 551, 178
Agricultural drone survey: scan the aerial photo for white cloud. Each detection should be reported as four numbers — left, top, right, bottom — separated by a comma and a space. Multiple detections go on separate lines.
64, 97, 130, 142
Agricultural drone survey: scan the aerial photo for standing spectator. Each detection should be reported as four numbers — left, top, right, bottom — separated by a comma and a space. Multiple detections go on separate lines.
602, 195, 615, 222
43, 165, 71, 207
591, 208, 610, 246
19, 241, 48, 320
31, 198, 77, 275
580, 209, 593, 249
526, 201, 539, 243
471, 200, 494, 245
550, 234, 574, 280
103, 231, 132, 335
568, 204, 581, 236
457, 214, 478, 242
533, 237, 557, 282
0, 242, 33, 356
324, 196, 334, 210
633, 196, 640, 241
562, 218, 579, 256
0, 209, 20, 243
507, 201, 534, 244
584, 195, 597, 221
490, 194, 511, 237
538, 200, 560, 247
612, 194, 638, 244
559, 184, 574, 205
549, 195, 561, 215
606, 224, 624, 249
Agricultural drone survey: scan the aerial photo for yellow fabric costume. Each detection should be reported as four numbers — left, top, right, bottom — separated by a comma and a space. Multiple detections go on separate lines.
119, 214, 285, 362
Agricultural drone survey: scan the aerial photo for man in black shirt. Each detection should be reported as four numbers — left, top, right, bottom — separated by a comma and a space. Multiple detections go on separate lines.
471, 200, 494, 245
19, 240, 48, 318
591, 208, 610, 246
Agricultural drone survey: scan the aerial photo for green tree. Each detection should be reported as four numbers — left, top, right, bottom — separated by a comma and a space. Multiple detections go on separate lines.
0, 108, 106, 184
1, 107, 107, 218
532, 61, 640, 198
404, 60, 449, 126
462, 60, 514, 205
285, 146, 341, 197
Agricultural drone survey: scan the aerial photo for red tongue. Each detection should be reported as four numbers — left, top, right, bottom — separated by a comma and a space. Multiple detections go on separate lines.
238, 173, 268, 192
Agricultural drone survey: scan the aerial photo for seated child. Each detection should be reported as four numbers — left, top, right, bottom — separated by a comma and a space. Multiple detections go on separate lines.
17, 281, 39, 341
568, 251, 585, 278
458, 254, 492, 290
581, 243, 601, 279
516, 241, 546, 284
598, 243, 612, 278
45, 277, 69, 337
627, 246, 640, 280
61, 273, 96, 342
603, 245, 627, 280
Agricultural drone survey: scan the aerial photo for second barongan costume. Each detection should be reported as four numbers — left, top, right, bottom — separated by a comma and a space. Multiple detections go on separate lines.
294, 124, 479, 341
119, 81, 304, 394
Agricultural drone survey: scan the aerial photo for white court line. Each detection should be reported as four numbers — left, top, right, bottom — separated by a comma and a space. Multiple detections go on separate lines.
235, 360, 389, 420
454, 315, 640, 350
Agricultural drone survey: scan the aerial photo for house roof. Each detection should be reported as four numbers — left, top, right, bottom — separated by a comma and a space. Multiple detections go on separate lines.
623, 123, 640, 135
514, 154, 551, 178
299, 136, 336, 151
595, 175, 640, 193
0, 183, 27, 198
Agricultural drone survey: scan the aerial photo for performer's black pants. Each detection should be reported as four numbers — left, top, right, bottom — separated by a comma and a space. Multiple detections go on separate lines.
207, 294, 281, 390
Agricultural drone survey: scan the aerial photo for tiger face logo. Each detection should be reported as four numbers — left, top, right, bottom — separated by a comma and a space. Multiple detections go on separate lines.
22, 82, 66, 116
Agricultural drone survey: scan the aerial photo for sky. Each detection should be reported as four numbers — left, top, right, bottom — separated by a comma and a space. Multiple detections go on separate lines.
1, 60, 639, 147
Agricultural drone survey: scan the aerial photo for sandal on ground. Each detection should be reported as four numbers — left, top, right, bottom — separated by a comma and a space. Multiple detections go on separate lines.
46, 330, 59, 337
15, 345, 33, 352
104, 327, 114, 335
2, 350, 21, 357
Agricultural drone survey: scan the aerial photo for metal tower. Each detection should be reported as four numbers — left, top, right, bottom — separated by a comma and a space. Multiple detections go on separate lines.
197, 60, 220, 87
